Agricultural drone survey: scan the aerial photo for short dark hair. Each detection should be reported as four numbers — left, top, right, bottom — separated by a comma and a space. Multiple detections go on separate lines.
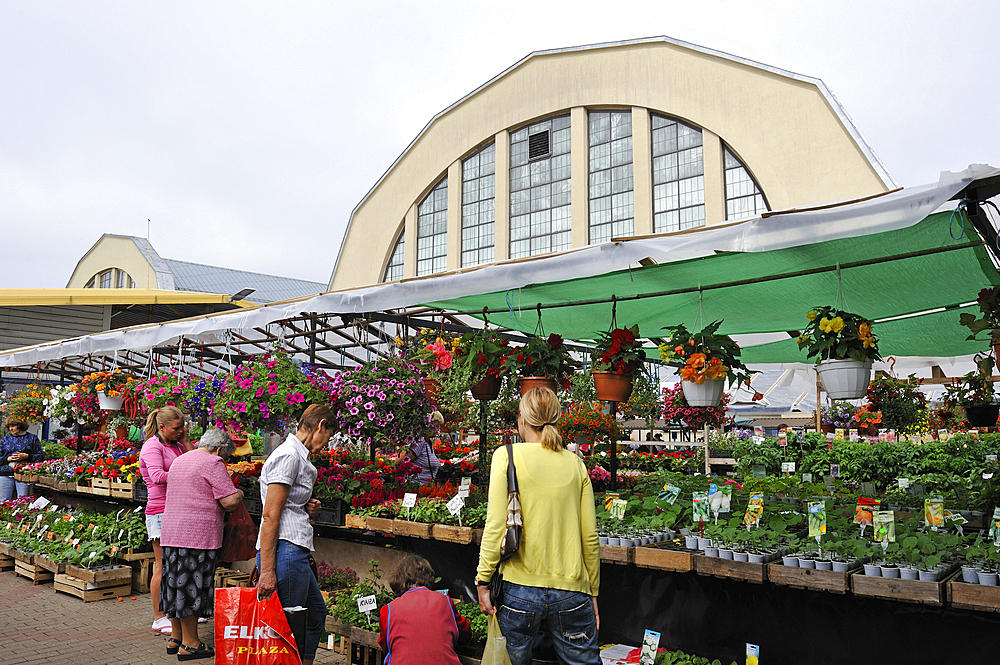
4, 416, 28, 431
298, 404, 336, 432
388, 555, 435, 596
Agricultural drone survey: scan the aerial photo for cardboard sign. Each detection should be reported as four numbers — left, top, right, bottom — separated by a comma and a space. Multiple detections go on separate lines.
802, 473, 813, 483
834, 428, 845, 441
658, 484, 680, 504
781, 462, 795, 473
743, 493, 764, 528
609, 498, 628, 521
897, 478, 910, 490
692, 492, 710, 523
29, 496, 50, 510
778, 431, 787, 447
458, 477, 471, 498
356, 595, 377, 614
446, 495, 465, 516
401, 493, 417, 508
924, 498, 944, 528
829, 464, 840, 479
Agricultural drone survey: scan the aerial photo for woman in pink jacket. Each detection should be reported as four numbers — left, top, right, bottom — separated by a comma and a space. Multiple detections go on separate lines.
138, 405, 194, 633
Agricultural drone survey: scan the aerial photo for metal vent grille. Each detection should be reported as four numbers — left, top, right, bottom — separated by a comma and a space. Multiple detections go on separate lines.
528, 130, 550, 160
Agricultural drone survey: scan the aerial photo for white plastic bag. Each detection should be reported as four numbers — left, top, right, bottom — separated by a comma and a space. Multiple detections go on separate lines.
480, 614, 512, 665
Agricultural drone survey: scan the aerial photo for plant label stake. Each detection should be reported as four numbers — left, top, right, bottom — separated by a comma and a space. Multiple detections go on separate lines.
402, 493, 417, 520
447, 495, 465, 527
458, 477, 471, 499
357, 594, 377, 626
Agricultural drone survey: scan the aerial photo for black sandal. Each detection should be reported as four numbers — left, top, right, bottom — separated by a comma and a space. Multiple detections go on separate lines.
166, 638, 182, 655
177, 642, 214, 661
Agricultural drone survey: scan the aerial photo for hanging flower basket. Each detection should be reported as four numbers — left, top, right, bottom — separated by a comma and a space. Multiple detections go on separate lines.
97, 391, 124, 411
817, 359, 873, 400
592, 372, 633, 403
470, 375, 502, 401
681, 379, 726, 407
518, 377, 558, 396
964, 404, 1000, 427
422, 378, 441, 405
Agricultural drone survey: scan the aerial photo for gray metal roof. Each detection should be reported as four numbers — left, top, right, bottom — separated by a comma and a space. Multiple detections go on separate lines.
161, 259, 324, 304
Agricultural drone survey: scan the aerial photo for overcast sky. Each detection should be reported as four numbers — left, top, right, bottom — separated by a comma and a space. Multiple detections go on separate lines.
2, 1, 997, 290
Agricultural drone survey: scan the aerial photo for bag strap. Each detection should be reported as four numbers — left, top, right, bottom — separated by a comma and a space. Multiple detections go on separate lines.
504, 443, 519, 493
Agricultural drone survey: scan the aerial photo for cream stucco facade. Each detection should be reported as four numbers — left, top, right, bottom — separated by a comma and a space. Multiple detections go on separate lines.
329, 37, 894, 291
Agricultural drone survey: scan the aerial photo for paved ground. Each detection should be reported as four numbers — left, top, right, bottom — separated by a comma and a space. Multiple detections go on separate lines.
0, 570, 346, 665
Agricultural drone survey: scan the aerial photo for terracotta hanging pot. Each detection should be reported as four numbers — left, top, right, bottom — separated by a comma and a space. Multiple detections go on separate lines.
115, 426, 129, 440
592, 372, 633, 403
470, 375, 502, 401
518, 376, 558, 396
422, 378, 441, 405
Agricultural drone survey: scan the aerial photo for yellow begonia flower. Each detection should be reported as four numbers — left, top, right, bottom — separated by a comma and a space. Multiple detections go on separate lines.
830, 317, 845, 334
819, 317, 833, 333
806, 311, 818, 321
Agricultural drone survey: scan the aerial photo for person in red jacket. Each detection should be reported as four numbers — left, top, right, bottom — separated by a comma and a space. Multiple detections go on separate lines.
379, 555, 471, 665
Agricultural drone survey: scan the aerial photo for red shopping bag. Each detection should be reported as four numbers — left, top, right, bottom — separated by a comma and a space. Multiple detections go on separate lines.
215, 586, 300, 665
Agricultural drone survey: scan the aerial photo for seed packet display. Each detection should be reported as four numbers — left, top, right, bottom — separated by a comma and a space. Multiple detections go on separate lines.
658, 484, 681, 504
692, 492, 710, 523
990, 508, 1000, 546
743, 492, 764, 528
924, 497, 944, 528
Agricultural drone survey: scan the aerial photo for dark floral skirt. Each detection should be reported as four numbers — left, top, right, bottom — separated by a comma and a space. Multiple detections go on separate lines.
160, 546, 218, 619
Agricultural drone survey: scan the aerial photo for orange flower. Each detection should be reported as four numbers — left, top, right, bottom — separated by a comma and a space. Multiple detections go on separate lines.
686, 353, 707, 369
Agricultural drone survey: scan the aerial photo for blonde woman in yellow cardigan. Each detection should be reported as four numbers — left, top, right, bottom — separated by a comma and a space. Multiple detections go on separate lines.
475, 387, 601, 665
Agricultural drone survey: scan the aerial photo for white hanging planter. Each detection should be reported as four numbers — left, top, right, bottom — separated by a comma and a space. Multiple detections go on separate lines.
681, 378, 726, 407
816, 359, 873, 400
97, 390, 124, 411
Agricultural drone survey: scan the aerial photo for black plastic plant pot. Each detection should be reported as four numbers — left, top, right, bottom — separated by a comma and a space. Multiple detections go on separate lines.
964, 404, 1000, 427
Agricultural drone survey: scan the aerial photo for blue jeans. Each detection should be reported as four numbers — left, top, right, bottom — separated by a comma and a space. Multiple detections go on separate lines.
497, 582, 601, 665
257, 540, 326, 661
0, 477, 28, 502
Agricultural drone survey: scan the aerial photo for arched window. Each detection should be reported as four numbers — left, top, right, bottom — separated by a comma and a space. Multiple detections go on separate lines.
417, 177, 448, 276
724, 145, 769, 219
462, 143, 495, 267
383, 231, 405, 282
588, 110, 633, 244
509, 114, 571, 259
651, 114, 704, 233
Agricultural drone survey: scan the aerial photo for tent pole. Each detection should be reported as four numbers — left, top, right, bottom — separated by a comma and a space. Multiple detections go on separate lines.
609, 400, 618, 491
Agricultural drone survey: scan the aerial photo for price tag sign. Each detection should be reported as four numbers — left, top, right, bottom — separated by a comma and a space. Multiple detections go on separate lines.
802, 473, 813, 484
401, 492, 418, 520
29, 496, 50, 510
447, 495, 465, 526
133, 505, 143, 513
118, 529, 124, 540
898, 478, 910, 490
781, 462, 795, 474
458, 477, 471, 498
71, 538, 80, 546
36, 514, 44, 523
356, 594, 377, 623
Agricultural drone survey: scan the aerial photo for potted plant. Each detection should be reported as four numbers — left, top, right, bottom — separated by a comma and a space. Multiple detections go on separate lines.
456, 328, 511, 400
819, 401, 855, 433
851, 404, 884, 437
501, 333, 574, 396
865, 374, 927, 432
404, 329, 462, 405
590, 324, 645, 402
2, 384, 50, 424
959, 286, 1000, 354
622, 369, 662, 428
661, 384, 730, 430
659, 320, 754, 407
89, 370, 135, 411
797, 306, 881, 399
944, 363, 998, 428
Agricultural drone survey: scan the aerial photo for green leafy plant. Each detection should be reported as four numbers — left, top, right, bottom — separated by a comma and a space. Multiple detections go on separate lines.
659, 321, 753, 389
502, 333, 574, 384
959, 286, 1000, 345
797, 306, 881, 363
591, 325, 645, 376
329, 560, 394, 628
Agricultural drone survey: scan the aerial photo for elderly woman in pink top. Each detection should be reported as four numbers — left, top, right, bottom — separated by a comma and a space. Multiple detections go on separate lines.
160, 428, 243, 660
139, 405, 195, 633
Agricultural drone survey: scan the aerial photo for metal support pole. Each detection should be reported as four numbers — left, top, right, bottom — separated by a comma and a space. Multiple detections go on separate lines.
76, 421, 85, 453
479, 399, 489, 479
609, 401, 618, 491
704, 424, 710, 475
309, 314, 317, 365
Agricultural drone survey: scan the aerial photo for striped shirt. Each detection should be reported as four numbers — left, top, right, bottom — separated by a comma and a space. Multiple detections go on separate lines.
255, 433, 317, 552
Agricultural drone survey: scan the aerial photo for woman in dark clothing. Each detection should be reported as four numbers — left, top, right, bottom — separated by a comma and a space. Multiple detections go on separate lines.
0, 416, 45, 500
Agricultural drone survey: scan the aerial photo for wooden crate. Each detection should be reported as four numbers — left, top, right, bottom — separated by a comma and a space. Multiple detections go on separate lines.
54, 573, 131, 602
392, 520, 432, 539
15, 560, 54, 585
345, 514, 367, 530
850, 567, 960, 606
126, 557, 153, 594
0, 553, 13, 572
74, 482, 93, 495
695, 555, 767, 584
431, 524, 475, 545
0, 542, 9, 556
34, 554, 67, 575
64, 564, 132, 585
767, 562, 858, 594
90, 478, 111, 496
36, 476, 58, 489
225, 572, 251, 587
350, 626, 382, 665
110, 481, 134, 500
324, 618, 352, 656
634, 543, 697, 573
364, 517, 393, 534
472, 529, 484, 544
600, 544, 635, 565
117, 548, 155, 562
56, 482, 71, 492
10, 549, 34, 565
947, 577, 1000, 612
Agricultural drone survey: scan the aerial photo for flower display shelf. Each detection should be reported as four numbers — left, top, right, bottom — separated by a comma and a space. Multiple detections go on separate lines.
10, 549, 34, 565
344, 514, 367, 530
392, 519, 432, 539
90, 478, 111, 496
766, 560, 865, 594
947, 577, 1000, 613
850, 565, 961, 606
54, 572, 131, 602
600, 543, 635, 566
431, 524, 475, 545
36, 476, 58, 489
15, 560, 54, 585
363, 517, 393, 533
34, 554, 67, 575
694, 553, 767, 584
633, 543, 697, 573
110, 480, 134, 500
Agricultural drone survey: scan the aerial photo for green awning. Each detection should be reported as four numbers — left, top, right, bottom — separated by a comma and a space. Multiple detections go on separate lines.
429, 211, 999, 363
